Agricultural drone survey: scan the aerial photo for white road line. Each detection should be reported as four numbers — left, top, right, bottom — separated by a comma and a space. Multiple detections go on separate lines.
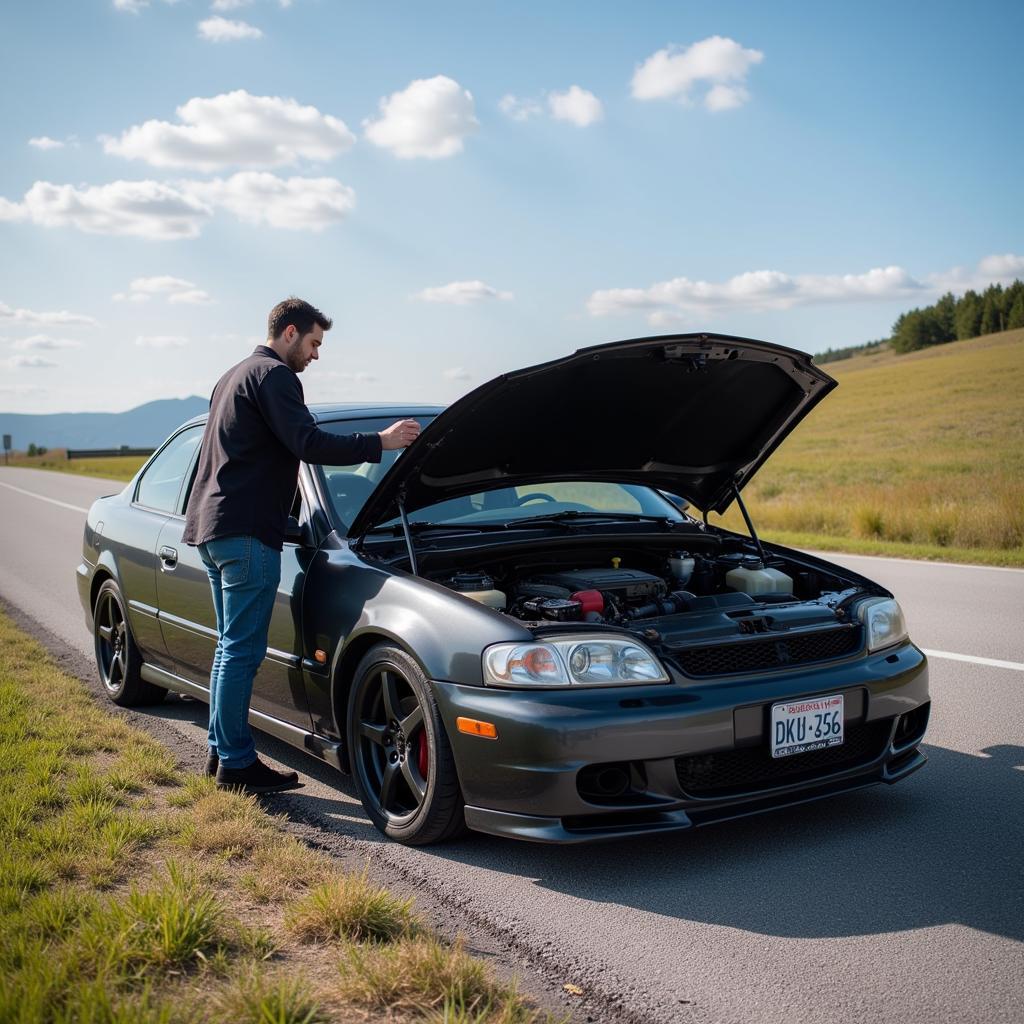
921, 649, 1024, 672
807, 550, 1024, 574
0, 480, 88, 514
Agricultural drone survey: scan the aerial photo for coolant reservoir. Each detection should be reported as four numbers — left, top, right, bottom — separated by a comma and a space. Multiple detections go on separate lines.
725, 558, 791, 596
445, 572, 507, 610
669, 551, 695, 585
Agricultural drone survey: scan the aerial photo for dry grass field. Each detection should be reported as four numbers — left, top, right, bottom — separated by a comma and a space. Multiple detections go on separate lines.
708, 328, 1024, 566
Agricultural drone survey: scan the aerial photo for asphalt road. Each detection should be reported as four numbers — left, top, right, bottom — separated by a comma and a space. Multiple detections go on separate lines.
2, 466, 1022, 1024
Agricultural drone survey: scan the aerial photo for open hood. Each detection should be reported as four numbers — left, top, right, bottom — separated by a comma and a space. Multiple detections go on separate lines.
348, 333, 836, 535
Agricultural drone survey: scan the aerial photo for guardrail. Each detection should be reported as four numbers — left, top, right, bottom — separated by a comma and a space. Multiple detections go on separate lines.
65, 447, 156, 460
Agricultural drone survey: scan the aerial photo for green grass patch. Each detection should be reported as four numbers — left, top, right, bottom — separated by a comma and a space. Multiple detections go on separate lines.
0, 610, 561, 1023
285, 870, 418, 944
1, 449, 147, 481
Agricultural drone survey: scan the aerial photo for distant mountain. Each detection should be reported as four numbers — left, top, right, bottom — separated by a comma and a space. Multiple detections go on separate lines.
0, 397, 208, 451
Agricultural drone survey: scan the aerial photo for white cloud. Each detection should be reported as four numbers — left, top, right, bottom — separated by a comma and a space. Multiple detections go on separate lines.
705, 84, 750, 111
0, 179, 212, 240
364, 75, 478, 159
442, 367, 472, 381
929, 253, 1024, 292
631, 36, 764, 111
0, 302, 98, 327
197, 16, 262, 42
7, 354, 58, 369
211, 0, 252, 9
136, 335, 189, 348
114, 276, 214, 305
113, 0, 148, 12
499, 94, 543, 122
414, 280, 513, 305
188, 172, 355, 230
103, 90, 355, 171
168, 289, 214, 305
28, 136, 64, 150
10, 335, 82, 351
587, 265, 925, 320
548, 85, 603, 126
0, 173, 355, 239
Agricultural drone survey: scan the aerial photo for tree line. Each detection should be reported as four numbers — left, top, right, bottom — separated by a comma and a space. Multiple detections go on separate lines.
817, 278, 1024, 363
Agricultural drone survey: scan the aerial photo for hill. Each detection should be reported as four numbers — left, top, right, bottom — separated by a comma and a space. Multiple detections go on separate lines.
0, 397, 207, 451
709, 327, 1024, 565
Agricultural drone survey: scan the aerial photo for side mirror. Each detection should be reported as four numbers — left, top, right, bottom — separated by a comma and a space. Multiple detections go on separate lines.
284, 515, 307, 545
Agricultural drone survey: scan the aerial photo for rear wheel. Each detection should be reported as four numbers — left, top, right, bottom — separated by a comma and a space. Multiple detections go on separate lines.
93, 579, 166, 707
347, 643, 464, 845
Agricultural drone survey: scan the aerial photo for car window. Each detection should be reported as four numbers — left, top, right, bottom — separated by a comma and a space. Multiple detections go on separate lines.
406, 481, 680, 525
135, 425, 204, 514
319, 416, 434, 526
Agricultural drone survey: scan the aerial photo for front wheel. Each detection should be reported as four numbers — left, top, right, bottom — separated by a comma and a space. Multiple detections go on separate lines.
347, 643, 464, 845
93, 579, 166, 707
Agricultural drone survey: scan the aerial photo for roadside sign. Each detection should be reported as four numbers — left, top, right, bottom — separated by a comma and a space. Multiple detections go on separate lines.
2, 434, 9, 465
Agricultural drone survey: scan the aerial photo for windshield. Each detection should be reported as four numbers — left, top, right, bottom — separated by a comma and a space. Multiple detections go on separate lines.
317, 417, 688, 530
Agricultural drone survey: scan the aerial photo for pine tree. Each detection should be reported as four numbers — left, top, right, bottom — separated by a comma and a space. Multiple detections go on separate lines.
1008, 291, 1024, 330
979, 286, 1004, 336
933, 292, 957, 342
954, 290, 983, 340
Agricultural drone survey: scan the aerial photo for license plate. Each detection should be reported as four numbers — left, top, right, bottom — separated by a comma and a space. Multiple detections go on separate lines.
771, 694, 844, 758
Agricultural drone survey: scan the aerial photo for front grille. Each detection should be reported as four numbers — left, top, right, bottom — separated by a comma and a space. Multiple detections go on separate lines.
675, 719, 891, 798
670, 626, 862, 678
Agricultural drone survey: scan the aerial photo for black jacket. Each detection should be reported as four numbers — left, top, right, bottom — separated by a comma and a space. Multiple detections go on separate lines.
183, 346, 383, 550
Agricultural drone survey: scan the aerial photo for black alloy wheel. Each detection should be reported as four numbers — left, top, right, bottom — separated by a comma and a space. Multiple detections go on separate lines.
93, 579, 166, 707
347, 643, 464, 845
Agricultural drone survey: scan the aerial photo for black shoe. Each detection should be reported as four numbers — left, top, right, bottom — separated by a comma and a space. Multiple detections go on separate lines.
215, 756, 300, 794
204, 748, 219, 777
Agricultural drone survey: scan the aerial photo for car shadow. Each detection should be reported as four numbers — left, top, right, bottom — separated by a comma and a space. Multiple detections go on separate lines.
455, 742, 1024, 943
152, 694, 1024, 945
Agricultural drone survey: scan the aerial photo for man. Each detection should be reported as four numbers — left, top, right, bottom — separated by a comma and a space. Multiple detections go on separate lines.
183, 297, 419, 793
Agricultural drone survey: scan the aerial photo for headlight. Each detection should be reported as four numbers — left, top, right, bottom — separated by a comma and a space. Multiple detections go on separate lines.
858, 597, 909, 652
482, 636, 670, 688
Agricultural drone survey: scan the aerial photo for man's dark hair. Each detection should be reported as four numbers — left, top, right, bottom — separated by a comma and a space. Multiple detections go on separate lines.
267, 297, 332, 341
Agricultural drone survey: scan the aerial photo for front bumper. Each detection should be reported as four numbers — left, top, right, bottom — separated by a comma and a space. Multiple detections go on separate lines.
434, 641, 930, 843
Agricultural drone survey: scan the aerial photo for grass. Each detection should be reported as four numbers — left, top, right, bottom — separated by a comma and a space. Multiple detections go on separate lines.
705, 328, 1024, 567
1, 448, 146, 481
0, 609, 564, 1024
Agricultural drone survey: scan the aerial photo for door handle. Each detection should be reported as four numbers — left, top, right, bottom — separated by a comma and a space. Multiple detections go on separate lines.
159, 546, 178, 570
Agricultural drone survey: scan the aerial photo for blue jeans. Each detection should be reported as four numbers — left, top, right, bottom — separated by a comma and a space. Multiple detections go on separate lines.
197, 536, 281, 770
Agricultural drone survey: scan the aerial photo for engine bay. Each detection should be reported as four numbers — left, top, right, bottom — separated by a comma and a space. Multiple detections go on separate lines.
403, 535, 880, 654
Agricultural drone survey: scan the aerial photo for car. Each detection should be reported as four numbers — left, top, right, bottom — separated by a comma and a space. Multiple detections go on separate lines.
76, 333, 930, 845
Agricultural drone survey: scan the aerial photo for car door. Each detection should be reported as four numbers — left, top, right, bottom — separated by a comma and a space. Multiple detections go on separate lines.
122, 424, 205, 671
154, 468, 315, 732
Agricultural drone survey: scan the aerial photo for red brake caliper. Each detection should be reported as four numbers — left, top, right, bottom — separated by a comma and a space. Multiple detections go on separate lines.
417, 729, 429, 777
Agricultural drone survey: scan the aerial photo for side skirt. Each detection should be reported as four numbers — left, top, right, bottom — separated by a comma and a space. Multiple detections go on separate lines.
140, 662, 347, 773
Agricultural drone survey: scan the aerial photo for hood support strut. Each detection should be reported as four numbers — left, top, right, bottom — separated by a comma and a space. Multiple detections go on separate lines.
397, 490, 419, 576
733, 485, 768, 565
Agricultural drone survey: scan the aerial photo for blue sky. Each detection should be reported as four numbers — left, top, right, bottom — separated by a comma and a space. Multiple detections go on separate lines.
1, 0, 1021, 413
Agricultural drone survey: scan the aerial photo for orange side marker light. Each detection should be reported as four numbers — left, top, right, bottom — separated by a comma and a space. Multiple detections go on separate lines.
314, 650, 327, 664
456, 717, 498, 739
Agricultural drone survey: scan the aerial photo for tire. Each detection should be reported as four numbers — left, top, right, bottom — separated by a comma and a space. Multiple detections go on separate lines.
93, 579, 167, 707
347, 642, 465, 845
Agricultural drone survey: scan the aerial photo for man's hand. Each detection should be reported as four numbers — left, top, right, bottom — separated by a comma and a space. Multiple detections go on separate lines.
379, 418, 421, 450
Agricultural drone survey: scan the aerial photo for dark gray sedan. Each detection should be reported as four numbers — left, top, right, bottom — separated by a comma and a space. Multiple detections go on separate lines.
76, 333, 930, 845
